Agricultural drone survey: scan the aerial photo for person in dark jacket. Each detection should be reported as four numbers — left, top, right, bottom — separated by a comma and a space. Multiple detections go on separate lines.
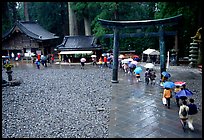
187, 98, 198, 131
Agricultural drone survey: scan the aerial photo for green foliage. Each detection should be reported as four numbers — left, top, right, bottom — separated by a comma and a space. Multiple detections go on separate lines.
2, 2, 201, 58
3, 64, 14, 71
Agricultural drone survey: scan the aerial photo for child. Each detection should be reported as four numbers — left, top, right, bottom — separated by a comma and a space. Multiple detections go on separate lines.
150, 70, 156, 85
135, 73, 141, 82
174, 85, 182, 107
122, 63, 128, 73
35, 59, 40, 69
144, 68, 150, 85
98, 57, 103, 68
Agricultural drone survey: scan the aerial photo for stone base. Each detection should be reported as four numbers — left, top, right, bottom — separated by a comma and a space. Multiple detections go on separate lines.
111, 80, 119, 83
7, 80, 22, 86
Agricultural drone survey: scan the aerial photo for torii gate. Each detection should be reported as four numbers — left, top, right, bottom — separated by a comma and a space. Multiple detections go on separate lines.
98, 14, 182, 83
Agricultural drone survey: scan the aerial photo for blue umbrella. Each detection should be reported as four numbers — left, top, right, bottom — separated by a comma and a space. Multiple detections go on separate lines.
163, 81, 175, 88
162, 71, 171, 78
128, 63, 135, 68
134, 67, 142, 74
176, 89, 193, 98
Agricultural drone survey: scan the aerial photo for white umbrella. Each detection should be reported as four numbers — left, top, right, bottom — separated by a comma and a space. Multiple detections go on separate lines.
80, 58, 86, 62
121, 59, 129, 64
119, 54, 125, 59
91, 55, 97, 57
144, 63, 154, 69
125, 58, 133, 62
130, 61, 138, 65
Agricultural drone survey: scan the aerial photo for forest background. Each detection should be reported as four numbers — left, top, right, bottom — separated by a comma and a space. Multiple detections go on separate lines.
2, 2, 202, 59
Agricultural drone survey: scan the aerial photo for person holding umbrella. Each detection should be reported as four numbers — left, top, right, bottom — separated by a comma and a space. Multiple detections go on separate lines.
134, 67, 142, 82
162, 81, 175, 109
174, 81, 186, 107
160, 71, 171, 86
80, 57, 86, 69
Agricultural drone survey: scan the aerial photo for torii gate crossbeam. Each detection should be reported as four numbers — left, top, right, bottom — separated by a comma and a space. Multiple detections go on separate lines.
98, 14, 182, 83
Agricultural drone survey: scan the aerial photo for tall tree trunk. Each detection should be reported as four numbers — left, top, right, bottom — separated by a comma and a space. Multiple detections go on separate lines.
84, 16, 91, 36
114, 2, 119, 20
24, 2, 29, 21
60, 3, 66, 35
68, 2, 78, 36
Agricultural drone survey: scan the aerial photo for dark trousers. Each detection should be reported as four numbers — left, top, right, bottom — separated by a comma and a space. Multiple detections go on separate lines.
176, 98, 180, 107
166, 98, 170, 108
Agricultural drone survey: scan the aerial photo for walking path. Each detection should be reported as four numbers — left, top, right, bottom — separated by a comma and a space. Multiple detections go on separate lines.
109, 62, 202, 138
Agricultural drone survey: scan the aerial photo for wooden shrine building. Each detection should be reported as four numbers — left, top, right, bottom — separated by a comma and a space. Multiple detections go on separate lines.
55, 35, 102, 63
2, 20, 59, 58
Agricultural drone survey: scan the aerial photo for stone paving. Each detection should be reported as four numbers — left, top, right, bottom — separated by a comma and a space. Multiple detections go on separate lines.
109, 63, 202, 138
2, 61, 202, 138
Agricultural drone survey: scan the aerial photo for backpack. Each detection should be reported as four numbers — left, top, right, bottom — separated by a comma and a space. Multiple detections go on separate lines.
181, 107, 188, 117
190, 104, 198, 115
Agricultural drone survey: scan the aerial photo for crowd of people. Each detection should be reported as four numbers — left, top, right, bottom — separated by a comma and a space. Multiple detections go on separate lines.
162, 77, 199, 132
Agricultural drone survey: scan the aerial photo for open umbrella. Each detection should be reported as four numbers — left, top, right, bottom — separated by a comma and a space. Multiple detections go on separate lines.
134, 57, 140, 62
163, 81, 175, 88
174, 81, 186, 86
130, 61, 138, 66
134, 67, 142, 74
128, 63, 136, 68
126, 58, 133, 62
119, 54, 125, 59
133, 55, 139, 58
162, 71, 171, 78
80, 58, 86, 62
91, 55, 97, 57
176, 89, 193, 98
144, 63, 154, 69
121, 59, 129, 64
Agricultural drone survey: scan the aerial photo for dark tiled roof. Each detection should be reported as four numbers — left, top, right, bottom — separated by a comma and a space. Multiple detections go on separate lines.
2, 21, 59, 41
56, 35, 102, 51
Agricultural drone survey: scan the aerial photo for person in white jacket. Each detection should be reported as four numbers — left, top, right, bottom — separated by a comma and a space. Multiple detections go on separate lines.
179, 100, 189, 131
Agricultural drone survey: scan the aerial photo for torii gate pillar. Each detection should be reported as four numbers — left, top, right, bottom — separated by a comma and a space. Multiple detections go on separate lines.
159, 25, 166, 75
111, 28, 119, 83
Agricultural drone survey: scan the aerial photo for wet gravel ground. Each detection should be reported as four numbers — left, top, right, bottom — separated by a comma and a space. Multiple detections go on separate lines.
2, 63, 112, 138
2, 62, 202, 138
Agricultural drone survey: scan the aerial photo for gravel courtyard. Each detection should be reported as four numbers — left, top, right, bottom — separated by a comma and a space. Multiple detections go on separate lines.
2, 62, 202, 138
2, 64, 112, 138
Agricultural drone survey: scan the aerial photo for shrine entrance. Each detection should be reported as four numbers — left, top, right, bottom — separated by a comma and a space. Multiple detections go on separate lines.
98, 14, 182, 83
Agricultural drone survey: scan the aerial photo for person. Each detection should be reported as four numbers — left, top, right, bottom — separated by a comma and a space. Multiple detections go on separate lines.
150, 70, 156, 85
144, 68, 151, 85
51, 54, 54, 63
135, 73, 141, 82
179, 100, 189, 131
92, 57, 97, 66
103, 56, 108, 67
163, 87, 172, 109
128, 63, 136, 75
174, 85, 182, 107
187, 98, 198, 131
35, 59, 40, 69
179, 84, 188, 102
80, 58, 86, 69
122, 63, 128, 73
98, 57, 103, 68
17, 53, 21, 61
11, 52, 15, 61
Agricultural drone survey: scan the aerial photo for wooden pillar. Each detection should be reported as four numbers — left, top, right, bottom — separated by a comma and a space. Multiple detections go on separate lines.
111, 28, 119, 83
159, 25, 166, 78
174, 34, 178, 65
